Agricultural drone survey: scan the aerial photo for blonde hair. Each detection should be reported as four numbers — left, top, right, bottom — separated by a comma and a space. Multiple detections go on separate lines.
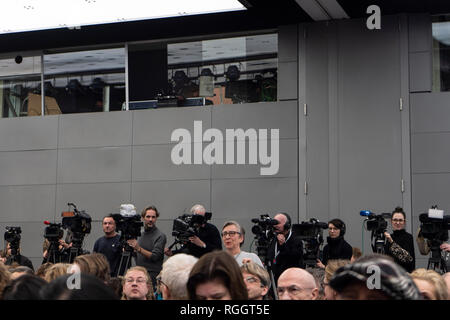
410, 268, 448, 300
0, 263, 11, 299
74, 253, 111, 282
325, 259, 350, 282
121, 266, 155, 300
44, 263, 71, 282
240, 261, 270, 288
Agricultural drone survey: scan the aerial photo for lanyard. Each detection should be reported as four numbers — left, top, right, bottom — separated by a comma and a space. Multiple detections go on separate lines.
274, 229, 292, 260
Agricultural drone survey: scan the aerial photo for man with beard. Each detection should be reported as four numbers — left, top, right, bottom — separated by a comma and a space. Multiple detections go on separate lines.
127, 205, 167, 289
93, 215, 122, 276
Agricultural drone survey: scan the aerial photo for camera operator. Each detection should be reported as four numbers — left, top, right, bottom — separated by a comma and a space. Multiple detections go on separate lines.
127, 205, 167, 289
383, 207, 415, 272
93, 214, 122, 277
266, 212, 304, 283
42, 237, 71, 264
316, 219, 352, 269
164, 204, 222, 258
4, 241, 34, 271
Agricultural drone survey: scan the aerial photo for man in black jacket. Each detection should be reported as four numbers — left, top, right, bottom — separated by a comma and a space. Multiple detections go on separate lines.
164, 204, 222, 258
266, 212, 304, 283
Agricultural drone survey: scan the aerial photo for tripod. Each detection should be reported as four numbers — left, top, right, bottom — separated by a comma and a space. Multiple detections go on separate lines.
67, 234, 86, 263
427, 242, 448, 274
45, 239, 66, 263
264, 260, 279, 300
372, 232, 386, 254
116, 242, 135, 277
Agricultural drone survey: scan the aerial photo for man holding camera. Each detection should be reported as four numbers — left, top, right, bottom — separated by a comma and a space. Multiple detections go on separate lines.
164, 204, 222, 258
127, 205, 167, 288
93, 214, 122, 276
266, 212, 304, 283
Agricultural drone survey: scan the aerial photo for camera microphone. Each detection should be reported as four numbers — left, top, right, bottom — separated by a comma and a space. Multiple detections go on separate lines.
44, 221, 51, 225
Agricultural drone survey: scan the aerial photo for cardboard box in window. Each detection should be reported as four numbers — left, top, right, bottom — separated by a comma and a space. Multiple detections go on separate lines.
27, 93, 61, 116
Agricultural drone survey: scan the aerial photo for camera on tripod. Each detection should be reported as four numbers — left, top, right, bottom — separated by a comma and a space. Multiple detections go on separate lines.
171, 212, 212, 243
292, 218, 328, 267
62, 203, 92, 242
360, 210, 391, 254
251, 214, 279, 263
4, 226, 21, 255
111, 204, 143, 241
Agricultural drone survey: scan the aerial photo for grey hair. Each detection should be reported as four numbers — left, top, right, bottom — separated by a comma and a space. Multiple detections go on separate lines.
160, 253, 198, 300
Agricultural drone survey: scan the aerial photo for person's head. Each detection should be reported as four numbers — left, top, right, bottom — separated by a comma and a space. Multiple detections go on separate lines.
5, 241, 20, 256
159, 253, 198, 300
277, 268, 319, 300
187, 251, 248, 300
190, 204, 206, 216
222, 221, 244, 253
305, 267, 325, 300
40, 273, 119, 300
102, 215, 117, 237
3, 274, 46, 300
44, 263, 71, 282
443, 273, 450, 300
391, 207, 406, 231
240, 261, 270, 300
328, 219, 346, 239
106, 277, 123, 299
330, 254, 421, 300
141, 205, 160, 229
9, 266, 33, 280
410, 268, 448, 300
122, 266, 154, 300
273, 213, 291, 234
323, 259, 350, 300
73, 253, 111, 283
36, 262, 53, 279
351, 247, 362, 263
0, 262, 11, 299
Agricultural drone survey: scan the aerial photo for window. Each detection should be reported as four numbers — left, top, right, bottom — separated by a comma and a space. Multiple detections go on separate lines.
432, 16, 450, 91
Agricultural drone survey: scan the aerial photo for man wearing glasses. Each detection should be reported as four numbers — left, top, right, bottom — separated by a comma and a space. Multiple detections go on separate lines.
383, 206, 415, 272
122, 266, 155, 300
240, 261, 271, 300
222, 220, 263, 267
277, 267, 319, 300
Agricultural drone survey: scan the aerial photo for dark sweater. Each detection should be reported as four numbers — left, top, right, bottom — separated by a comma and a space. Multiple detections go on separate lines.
385, 229, 415, 272
136, 226, 167, 276
322, 236, 352, 265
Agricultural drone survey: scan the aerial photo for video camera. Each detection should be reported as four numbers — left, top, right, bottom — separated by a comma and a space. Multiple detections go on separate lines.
43, 222, 64, 242
172, 212, 212, 243
419, 206, 450, 243
4, 226, 21, 255
251, 214, 279, 263
111, 204, 143, 241
62, 203, 92, 245
292, 218, 328, 267
360, 210, 391, 254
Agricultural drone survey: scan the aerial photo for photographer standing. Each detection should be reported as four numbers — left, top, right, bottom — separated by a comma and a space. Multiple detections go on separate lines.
384, 207, 415, 272
4, 241, 34, 271
316, 219, 352, 269
127, 206, 166, 288
164, 204, 222, 258
266, 212, 304, 283
93, 215, 122, 276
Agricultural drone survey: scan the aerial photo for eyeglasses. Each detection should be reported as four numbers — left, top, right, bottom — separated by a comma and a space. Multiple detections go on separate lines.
156, 276, 166, 288
392, 219, 405, 223
276, 285, 313, 296
244, 276, 261, 284
125, 277, 146, 284
221, 231, 241, 237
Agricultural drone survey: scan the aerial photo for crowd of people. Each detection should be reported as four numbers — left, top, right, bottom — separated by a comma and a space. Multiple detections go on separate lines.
0, 204, 449, 300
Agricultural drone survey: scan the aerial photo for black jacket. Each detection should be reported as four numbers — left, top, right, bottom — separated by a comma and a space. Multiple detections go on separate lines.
322, 236, 353, 265
174, 222, 222, 258
385, 229, 415, 272
266, 231, 304, 283
6, 254, 34, 271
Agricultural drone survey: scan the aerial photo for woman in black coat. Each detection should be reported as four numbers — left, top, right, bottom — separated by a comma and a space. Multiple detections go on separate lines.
384, 207, 415, 272
317, 218, 352, 268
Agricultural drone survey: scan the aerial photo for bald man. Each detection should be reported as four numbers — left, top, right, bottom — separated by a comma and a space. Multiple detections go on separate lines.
443, 273, 450, 300
277, 268, 319, 300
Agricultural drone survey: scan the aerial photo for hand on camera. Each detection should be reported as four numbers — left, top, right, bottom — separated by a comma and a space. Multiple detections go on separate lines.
189, 236, 205, 248
127, 239, 139, 250
316, 259, 325, 269
440, 243, 450, 252
164, 248, 173, 257
277, 234, 286, 245
384, 232, 393, 243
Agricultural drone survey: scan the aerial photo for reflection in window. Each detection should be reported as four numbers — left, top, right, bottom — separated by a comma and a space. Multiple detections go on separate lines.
43, 48, 126, 114
167, 34, 277, 106
432, 16, 450, 91
0, 56, 42, 118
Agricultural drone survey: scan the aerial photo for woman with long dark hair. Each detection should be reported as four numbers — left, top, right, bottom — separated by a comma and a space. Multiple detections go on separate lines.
317, 218, 352, 268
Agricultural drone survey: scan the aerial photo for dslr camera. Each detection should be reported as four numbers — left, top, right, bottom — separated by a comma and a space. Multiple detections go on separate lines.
172, 212, 212, 243
292, 218, 328, 267
251, 214, 279, 263
111, 204, 143, 241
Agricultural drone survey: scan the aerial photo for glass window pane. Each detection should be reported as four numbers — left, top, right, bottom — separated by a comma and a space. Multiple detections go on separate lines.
0, 56, 42, 118
43, 47, 126, 114
432, 16, 450, 91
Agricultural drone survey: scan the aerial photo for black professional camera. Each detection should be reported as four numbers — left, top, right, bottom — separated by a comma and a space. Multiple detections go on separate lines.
111, 204, 143, 241
172, 212, 212, 243
62, 203, 92, 236
360, 210, 391, 254
292, 218, 328, 267
251, 214, 279, 263
419, 206, 450, 243
43, 222, 64, 242
4, 226, 21, 255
